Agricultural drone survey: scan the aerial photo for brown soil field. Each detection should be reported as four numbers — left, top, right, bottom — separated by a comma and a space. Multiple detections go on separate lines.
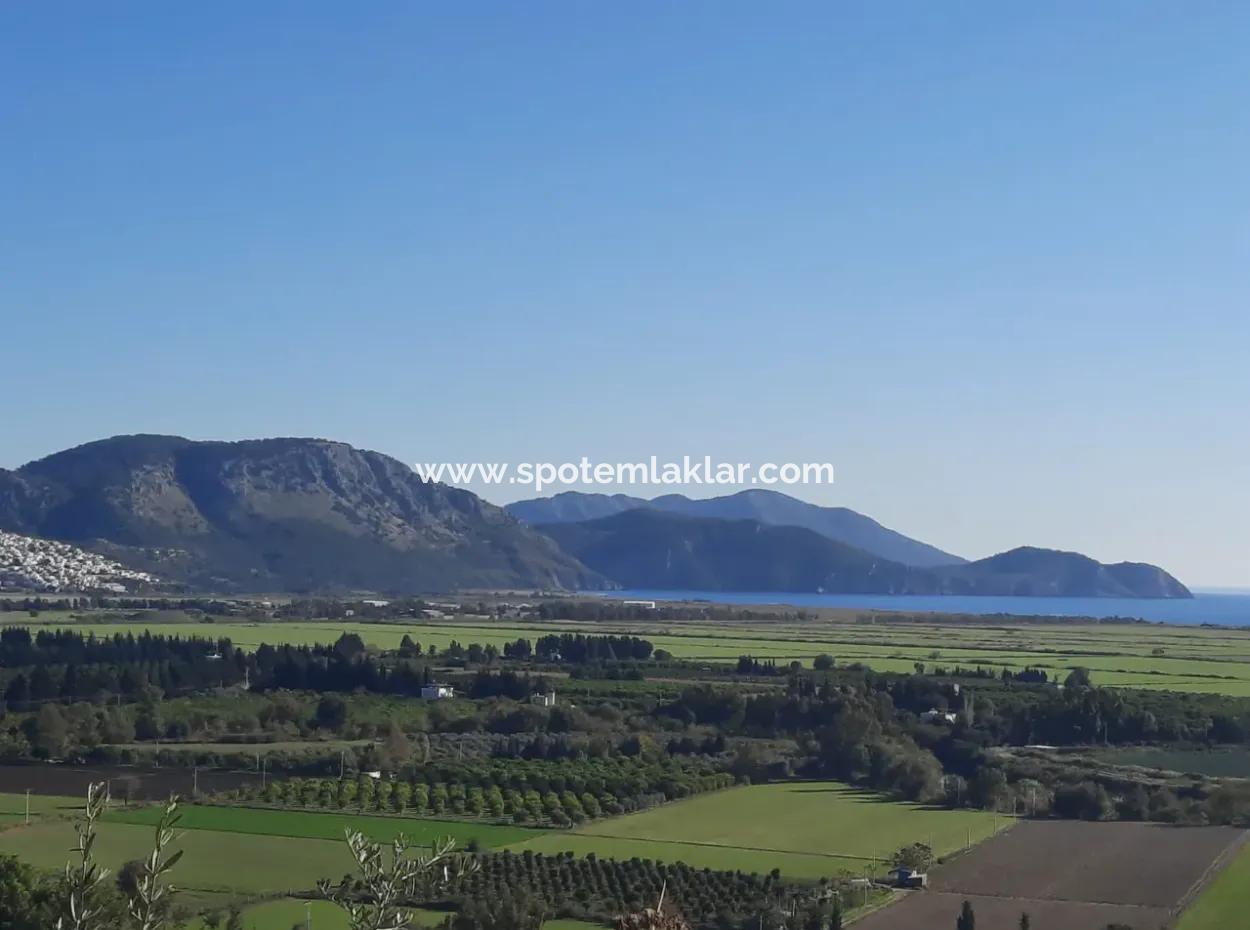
0, 763, 264, 800
855, 820, 1246, 930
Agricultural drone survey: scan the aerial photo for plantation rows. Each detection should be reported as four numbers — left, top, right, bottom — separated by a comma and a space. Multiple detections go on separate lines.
436, 849, 826, 930
236, 758, 737, 824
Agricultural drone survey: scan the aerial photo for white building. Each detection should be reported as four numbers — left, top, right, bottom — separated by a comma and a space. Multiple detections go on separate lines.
420, 684, 455, 700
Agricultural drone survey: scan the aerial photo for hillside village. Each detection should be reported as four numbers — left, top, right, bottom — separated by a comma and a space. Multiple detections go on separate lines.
0, 529, 156, 593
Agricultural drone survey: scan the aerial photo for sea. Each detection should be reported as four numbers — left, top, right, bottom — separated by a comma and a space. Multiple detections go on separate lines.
601, 589, 1250, 626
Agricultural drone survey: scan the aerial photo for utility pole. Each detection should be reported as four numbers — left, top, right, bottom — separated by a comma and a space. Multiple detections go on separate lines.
25, 789, 31, 826
305, 900, 312, 930
192, 767, 199, 796
262, 757, 267, 790
340, 750, 345, 779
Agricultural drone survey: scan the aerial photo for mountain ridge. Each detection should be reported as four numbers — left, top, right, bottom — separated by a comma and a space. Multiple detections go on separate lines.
507, 488, 965, 568
538, 510, 1191, 598
0, 434, 603, 594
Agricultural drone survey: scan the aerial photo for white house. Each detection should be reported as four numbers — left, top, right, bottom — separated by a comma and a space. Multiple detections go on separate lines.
920, 708, 958, 725
421, 684, 455, 700
530, 691, 557, 707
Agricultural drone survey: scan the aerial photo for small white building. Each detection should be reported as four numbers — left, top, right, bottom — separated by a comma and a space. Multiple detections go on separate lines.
530, 691, 557, 707
920, 708, 958, 725
421, 684, 455, 700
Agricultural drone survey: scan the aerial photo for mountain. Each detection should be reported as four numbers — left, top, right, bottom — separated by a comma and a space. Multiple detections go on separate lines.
932, 547, 1192, 599
507, 492, 649, 525
0, 435, 602, 594
538, 510, 1192, 597
507, 489, 964, 567
538, 510, 925, 593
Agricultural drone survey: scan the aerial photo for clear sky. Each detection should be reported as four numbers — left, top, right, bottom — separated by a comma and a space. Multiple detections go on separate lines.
2, 3, 1248, 586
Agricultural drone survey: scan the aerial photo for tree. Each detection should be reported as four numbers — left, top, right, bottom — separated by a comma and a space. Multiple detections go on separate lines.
380, 722, 411, 771
224, 905, 244, 930
32, 704, 69, 759
315, 696, 349, 731
1018, 913, 1031, 930
813, 654, 835, 671
0, 855, 55, 930
319, 832, 477, 930
891, 843, 934, 872
1064, 667, 1094, 689
955, 900, 975, 930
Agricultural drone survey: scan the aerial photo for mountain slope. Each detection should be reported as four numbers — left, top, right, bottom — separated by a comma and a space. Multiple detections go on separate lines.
507, 489, 964, 567
538, 510, 926, 593
538, 511, 1191, 597
0, 435, 602, 594
932, 546, 1192, 598
507, 491, 649, 525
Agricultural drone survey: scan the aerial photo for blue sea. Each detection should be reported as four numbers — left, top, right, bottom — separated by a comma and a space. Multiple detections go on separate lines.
602, 589, 1250, 626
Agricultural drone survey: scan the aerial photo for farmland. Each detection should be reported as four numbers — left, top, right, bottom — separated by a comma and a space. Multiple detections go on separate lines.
1176, 840, 1250, 930
107, 802, 542, 848
855, 820, 1247, 930
0, 819, 356, 894
507, 782, 1008, 879
15, 610, 1250, 694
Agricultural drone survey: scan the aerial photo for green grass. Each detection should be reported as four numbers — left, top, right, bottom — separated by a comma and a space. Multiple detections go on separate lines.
1176, 840, 1250, 930
0, 791, 82, 825
0, 820, 355, 894
1090, 747, 1250, 777
107, 802, 541, 849
507, 782, 1008, 879
191, 899, 452, 930
14, 613, 1250, 695
187, 898, 607, 930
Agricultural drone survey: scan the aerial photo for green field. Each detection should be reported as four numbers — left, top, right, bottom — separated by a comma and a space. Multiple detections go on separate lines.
108, 802, 541, 849
15, 612, 1250, 695
1090, 747, 1250, 778
191, 899, 605, 930
192, 899, 451, 930
1176, 840, 1250, 930
0, 791, 84, 827
0, 820, 355, 894
507, 782, 1009, 879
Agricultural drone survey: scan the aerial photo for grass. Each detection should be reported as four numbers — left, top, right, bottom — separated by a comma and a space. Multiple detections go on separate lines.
187, 899, 607, 930
1090, 747, 1250, 778
190, 899, 453, 930
0, 791, 82, 821
1176, 840, 1250, 930
0, 820, 355, 894
107, 802, 542, 849
13, 613, 1250, 695
507, 782, 1008, 880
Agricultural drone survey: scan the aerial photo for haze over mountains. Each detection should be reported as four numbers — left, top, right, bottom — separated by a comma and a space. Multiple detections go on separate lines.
537, 509, 1191, 598
0, 436, 1191, 598
508, 489, 965, 567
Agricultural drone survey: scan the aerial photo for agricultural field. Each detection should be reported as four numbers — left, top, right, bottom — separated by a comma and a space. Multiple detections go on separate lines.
14, 610, 1250, 695
190, 900, 452, 930
507, 782, 1008, 880
0, 820, 356, 894
1089, 746, 1250, 778
855, 820, 1247, 930
108, 802, 541, 849
1176, 839, 1250, 930
0, 790, 80, 825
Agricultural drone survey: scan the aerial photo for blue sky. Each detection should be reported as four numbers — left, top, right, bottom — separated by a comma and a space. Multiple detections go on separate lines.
2, 3, 1248, 586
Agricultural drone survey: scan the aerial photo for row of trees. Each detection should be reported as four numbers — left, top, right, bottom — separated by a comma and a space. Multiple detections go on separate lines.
236, 759, 737, 825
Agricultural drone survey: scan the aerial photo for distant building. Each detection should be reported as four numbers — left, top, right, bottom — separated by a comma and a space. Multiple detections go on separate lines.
622, 600, 657, 609
421, 684, 455, 700
920, 708, 958, 725
889, 868, 928, 889
530, 691, 557, 707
